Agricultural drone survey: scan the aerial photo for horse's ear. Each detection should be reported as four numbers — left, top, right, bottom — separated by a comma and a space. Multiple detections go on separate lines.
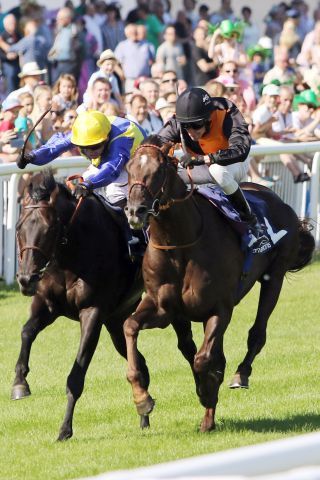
160, 141, 174, 157
49, 185, 59, 205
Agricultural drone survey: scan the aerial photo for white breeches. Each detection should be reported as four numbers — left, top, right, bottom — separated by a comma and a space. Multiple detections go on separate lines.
82, 164, 128, 204
178, 158, 250, 195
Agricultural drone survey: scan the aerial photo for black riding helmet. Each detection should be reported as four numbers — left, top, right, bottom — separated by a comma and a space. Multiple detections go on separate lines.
175, 87, 212, 123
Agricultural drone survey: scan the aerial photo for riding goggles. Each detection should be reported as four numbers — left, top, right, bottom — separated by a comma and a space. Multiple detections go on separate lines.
181, 121, 205, 130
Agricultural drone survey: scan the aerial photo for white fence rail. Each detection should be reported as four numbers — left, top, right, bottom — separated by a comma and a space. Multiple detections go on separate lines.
81, 431, 320, 480
1, 142, 319, 285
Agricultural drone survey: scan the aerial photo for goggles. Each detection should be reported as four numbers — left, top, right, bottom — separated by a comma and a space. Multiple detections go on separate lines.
181, 121, 205, 130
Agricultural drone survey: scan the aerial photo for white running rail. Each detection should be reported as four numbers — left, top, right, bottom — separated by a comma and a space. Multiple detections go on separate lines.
0, 142, 319, 284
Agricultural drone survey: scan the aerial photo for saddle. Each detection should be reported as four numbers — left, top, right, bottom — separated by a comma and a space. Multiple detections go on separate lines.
196, 185, 288, 254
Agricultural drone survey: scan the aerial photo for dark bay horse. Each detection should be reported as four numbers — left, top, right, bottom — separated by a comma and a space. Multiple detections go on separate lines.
124, 135, 315, 432
14, 169, 150, 440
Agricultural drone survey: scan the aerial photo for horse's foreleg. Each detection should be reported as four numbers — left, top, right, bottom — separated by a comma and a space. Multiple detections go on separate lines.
12, 296, 56, 400
57, 307, 102, 441
230, 274, 284, 389
172, 319, 199, 394
194, 311, 231, 432
107, 319, 151, 428
124, 294, 170, 424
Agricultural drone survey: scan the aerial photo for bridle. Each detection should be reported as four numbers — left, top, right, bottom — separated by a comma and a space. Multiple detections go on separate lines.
128, 144, 203, 250
17, 202, 60, 278
128, 144, 195, 216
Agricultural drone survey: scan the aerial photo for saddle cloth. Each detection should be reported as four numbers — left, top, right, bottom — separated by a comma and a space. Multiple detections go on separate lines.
196, 185, 288, 254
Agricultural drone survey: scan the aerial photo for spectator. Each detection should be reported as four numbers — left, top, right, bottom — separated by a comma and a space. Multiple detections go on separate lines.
203, 80, 227, 97
5, 61, 47, 101
252, 83, 280, 142
30, 85, 53, 146
183, 0, 199, 29
278, 18, 301, 61
16, 92, 36, 148
217, 60, 256, 111
101, 3, 125, 52
52, 73, 78, 114
263, 46, 295, 86
155, 97, 175, 123
0, 18, 50, 71
0, 97, 22, 131
139, 79, 160, 112
159, 69, 178, 96
136, 3, 165, 51
247, 45, 269, 99
115, 23, 155, 92
156, 25, 186, 80
78, 77, 114, 113
48, 7, 83, 83
241, 6, 260, 50
76, 17, 99, 103
191, 26, 218, 86
210, 0, 238, 24
264, 4, 286, 42
297, 20, 320, 68
83, 2, 103, 57
0, 14, 20, 96
85, 49, 123, 109
208, 20, 248, 67
127, 93, 162, 135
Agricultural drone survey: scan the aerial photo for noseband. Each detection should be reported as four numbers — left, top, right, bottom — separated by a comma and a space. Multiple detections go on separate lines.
129, 144, 195, 216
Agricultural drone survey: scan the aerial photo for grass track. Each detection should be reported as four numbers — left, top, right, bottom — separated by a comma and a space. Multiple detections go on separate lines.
0, 259, 320, 479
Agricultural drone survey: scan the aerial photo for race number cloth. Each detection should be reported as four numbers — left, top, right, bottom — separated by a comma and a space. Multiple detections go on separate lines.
196, 185, 288, 254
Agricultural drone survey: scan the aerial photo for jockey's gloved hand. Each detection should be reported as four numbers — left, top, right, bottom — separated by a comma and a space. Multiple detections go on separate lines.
180, 153, 205, 169
16, 152, 35, 170
74, 181, 93, 200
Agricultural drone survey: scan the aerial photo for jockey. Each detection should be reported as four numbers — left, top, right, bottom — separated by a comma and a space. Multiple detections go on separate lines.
17, 110, 146, 254
158, 87, 266, 247
17, 110, 146, 206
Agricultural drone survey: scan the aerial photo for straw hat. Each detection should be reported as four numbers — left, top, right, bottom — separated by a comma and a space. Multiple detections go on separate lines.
97, 49, 116, 67
18, 62, 47, 78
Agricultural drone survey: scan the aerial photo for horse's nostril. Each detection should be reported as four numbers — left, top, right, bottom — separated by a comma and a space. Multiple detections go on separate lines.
30, 273, 40, 283
136, 206, 147, 216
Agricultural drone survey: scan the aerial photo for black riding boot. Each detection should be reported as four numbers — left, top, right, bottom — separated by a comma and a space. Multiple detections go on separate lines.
227, 187, 265, 240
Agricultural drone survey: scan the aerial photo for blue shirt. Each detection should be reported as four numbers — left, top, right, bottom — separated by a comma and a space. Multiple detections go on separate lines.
29, 116, 146, 189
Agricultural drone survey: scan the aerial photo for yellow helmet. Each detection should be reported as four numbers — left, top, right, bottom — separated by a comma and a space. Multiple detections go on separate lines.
71, 110, 111, 146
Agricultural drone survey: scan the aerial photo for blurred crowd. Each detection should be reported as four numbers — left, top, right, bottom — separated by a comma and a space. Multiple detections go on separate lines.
1, 0, 320, 187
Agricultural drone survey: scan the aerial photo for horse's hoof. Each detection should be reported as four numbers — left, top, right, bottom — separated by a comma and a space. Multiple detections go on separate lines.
140, 415, 150, 429
11, 384, 31, 400
136, 395, 155, 416
229, 373, 249, 389
57, 429, 73, 442
199, 419, 215, 433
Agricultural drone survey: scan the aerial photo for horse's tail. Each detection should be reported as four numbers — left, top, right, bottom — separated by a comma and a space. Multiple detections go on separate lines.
288, 219, 315, 273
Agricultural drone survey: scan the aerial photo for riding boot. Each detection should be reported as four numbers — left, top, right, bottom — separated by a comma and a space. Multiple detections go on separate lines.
227, 187, 265, 240
111, 199, 141, 256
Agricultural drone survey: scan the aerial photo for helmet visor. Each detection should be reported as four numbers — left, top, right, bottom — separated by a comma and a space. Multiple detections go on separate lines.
79, 142, 105, 160
181, 120, 206, 130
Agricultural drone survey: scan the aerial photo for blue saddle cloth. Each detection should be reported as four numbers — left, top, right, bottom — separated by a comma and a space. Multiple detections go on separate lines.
196, 185, 288, 254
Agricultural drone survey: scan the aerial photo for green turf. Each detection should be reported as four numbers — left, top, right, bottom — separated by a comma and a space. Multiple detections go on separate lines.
0, 259, 319, 480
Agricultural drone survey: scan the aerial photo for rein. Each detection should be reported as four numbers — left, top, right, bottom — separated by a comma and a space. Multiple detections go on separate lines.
129, 144, 196, 216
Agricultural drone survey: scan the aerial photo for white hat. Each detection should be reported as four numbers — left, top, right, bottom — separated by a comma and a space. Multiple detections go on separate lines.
18, 62, 47, 78
2, 97, 22, 111
155, 97, 175, 111
97, 49, 116, 67
258, 36, 273, 50
262, 84, 280, 96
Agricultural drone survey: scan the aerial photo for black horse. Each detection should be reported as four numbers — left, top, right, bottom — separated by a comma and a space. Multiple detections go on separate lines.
14, 169, 149, 440
124, 135, 315, 431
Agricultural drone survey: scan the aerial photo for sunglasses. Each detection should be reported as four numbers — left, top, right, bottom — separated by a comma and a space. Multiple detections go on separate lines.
162, 78, 177, 83
182, 121, 205, 130
80, 142, 105, 152
225, 69, 238, 74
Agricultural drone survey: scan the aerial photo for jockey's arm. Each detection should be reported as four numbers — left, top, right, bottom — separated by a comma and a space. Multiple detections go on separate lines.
82, 136, 132, 189
27, 132, 73, 165
211, 100, 251, 166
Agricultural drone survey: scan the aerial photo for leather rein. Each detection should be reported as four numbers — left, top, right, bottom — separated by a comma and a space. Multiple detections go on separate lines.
129, 144, 203, 250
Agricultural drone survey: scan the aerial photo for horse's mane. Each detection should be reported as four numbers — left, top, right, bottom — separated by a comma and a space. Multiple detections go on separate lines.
141, 134, 166, 148
28, 168, 73, 202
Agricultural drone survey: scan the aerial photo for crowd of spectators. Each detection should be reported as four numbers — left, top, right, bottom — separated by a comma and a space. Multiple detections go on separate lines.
1, 0, 320, 187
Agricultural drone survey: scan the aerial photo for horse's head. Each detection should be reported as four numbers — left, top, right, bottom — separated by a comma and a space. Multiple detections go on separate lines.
125, 135, 176, 229
16, 169, 65, 296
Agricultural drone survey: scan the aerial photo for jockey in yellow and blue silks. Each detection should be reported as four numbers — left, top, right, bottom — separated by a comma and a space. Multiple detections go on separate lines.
17, 111, 146, 205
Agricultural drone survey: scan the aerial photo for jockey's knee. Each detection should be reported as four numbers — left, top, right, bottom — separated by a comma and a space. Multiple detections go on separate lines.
208, 164, 238, 194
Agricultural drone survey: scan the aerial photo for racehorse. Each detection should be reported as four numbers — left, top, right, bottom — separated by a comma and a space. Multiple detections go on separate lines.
14, 169, 150, 440
124, 135, 315, 432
